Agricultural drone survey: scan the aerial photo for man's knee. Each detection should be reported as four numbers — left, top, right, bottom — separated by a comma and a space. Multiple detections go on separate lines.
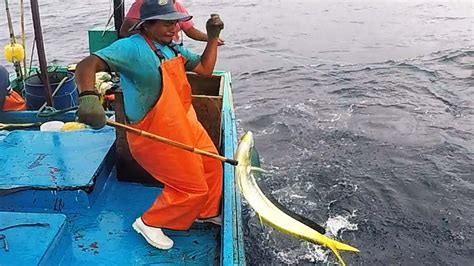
193, 188, 210, 206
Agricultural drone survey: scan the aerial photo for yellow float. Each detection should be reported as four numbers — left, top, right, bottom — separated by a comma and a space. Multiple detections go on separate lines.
60, 122, 87, 132
4, 43, 25, 62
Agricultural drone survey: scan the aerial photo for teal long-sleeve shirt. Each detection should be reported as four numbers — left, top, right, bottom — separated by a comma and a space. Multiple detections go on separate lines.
94, 34, 201, 123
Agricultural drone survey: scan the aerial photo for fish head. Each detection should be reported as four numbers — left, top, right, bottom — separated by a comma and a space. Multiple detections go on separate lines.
234, 131, 256, 188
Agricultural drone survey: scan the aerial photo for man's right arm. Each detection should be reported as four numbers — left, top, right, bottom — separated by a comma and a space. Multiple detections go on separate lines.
75, 38, 138, 129
75, 55, 108, 129
76, 55, 108, 94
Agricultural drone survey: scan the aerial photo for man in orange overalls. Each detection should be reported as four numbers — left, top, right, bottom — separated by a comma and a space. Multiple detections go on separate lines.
75, 0, 224, 250
0, 65, 26, 112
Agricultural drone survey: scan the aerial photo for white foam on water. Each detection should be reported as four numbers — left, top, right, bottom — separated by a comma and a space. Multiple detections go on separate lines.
289, 194, 306, 199
274, 242, 330, 265
325, 210, 359, 237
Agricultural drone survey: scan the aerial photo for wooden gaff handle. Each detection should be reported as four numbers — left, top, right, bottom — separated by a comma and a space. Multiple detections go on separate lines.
106, 120, 239, 166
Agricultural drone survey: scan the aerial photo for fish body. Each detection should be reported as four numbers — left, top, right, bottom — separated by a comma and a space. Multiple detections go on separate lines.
234, 132, 359, 266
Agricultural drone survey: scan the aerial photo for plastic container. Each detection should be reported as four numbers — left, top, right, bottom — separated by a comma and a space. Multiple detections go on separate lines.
24, 71, 78, 110
40, 121, 65, 132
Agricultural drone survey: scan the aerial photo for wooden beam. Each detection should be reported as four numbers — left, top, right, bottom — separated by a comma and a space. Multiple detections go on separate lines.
30, 0, 53, 106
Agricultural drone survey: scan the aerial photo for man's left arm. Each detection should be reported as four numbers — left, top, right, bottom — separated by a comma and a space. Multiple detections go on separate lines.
189, 14, 224, 76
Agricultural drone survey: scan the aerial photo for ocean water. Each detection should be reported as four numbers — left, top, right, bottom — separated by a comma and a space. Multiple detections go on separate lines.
0, 0, 473, 265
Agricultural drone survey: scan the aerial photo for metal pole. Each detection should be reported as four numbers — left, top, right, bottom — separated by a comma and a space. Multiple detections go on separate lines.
30, 0, 53, 106
113, 0, 124, 33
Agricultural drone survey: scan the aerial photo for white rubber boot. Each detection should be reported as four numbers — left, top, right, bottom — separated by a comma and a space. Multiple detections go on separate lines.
132, 217, 174, 250
195, 214, 222, 226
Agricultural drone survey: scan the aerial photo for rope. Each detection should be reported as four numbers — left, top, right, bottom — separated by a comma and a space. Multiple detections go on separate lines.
36, 81, 79, 118
36, 106, 78, 118
37, 76, 68, 114
0, 223, 50, 232
27, 37, 36, 78
0, 223, 50, 252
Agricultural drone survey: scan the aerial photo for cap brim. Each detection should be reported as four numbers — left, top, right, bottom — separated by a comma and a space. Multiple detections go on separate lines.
129, 12, 192, 32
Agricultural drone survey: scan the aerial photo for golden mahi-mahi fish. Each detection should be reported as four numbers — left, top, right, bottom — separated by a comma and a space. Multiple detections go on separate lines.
234, 131, 359, 266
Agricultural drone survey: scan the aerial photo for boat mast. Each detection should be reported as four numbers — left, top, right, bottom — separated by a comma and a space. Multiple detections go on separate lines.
113, 0, 124, 34
30, 0, 53, 106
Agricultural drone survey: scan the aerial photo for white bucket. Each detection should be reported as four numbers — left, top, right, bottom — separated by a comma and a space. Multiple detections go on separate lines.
40, 121, 65, 132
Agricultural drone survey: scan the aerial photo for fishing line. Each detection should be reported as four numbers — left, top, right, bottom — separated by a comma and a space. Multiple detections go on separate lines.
106, 0, 125, 23
104, 0, 125, 36
228, 43, 356, 85
230, 44, 352, 66
104, 0, 115, 32
228, 43, 472, 77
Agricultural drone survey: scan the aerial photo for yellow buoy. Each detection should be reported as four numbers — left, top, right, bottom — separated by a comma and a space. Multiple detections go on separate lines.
4, 43, 25, 62
67, 64, 77, 72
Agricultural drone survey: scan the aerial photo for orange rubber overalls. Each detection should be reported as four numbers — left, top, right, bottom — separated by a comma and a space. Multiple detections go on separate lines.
2, 90, 26, 111
127, 35, 223, 230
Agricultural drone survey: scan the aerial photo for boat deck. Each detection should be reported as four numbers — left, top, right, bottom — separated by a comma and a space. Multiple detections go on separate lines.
0, 127, 220, 265
0, 71, 244, 265
63, 173, 220, 265
1, 173, 220, 265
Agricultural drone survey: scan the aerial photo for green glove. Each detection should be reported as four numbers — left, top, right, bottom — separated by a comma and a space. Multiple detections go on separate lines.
206, 14, 224, 40
76, 94, 106, 129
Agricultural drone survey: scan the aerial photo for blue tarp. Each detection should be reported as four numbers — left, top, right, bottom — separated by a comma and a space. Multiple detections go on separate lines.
0, 127, 115, 190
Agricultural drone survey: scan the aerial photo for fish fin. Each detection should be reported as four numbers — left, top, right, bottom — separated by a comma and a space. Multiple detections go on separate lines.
326, 239, 360, 266
330, 240, 360, 253
257, 214, 265, 226
328, 245, 346, 266
250, 167, 267, 174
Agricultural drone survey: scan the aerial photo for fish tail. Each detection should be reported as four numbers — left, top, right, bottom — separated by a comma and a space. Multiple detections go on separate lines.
250, 166, 267, 174
328, 245, 346, 266
326, 239, 360, 266
330, 239, 360, 252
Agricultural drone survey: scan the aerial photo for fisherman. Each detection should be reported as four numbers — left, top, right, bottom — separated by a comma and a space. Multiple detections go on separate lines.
0, 65, 26, 112
75, 0, 223, 250
120, 0, 224, 46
